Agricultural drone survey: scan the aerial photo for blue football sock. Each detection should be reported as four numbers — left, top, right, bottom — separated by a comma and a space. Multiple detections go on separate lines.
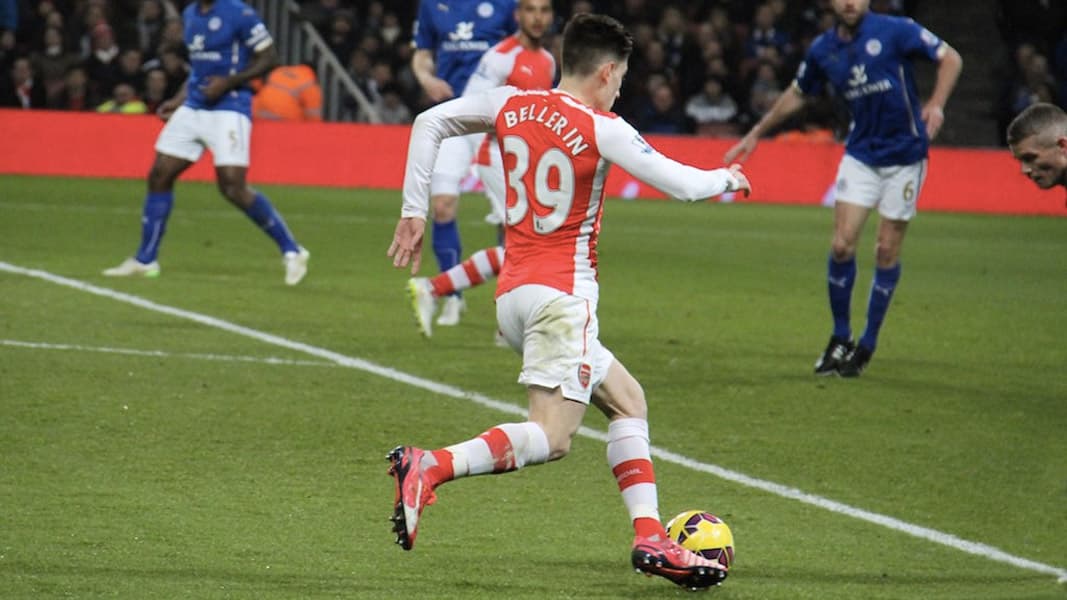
859, 263, 902, 352
432, 219, 462, 291
135, 190, 174, 264
244, 192, 299, 254
827, 254, 857, 339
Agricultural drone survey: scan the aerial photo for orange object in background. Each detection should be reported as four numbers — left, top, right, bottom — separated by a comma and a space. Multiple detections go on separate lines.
253, 64, 323, 121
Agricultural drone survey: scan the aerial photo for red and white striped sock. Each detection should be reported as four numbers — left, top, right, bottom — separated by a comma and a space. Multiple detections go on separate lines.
422, 422, 549, 487
429, 246, 504, 297
608, 418, 666, 538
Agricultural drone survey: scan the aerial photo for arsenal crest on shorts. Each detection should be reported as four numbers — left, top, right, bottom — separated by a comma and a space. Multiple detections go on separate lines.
578, 363, 592, 388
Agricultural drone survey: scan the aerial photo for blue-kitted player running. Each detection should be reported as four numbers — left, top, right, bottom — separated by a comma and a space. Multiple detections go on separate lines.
410, 0, 517, 327
104, 0, 309, 285
725, 0, 962, 377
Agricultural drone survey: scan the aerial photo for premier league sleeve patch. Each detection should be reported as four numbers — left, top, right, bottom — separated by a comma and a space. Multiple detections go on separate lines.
631, 134, 653, 154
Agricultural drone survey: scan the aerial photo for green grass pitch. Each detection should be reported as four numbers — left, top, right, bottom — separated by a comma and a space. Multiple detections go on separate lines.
1, 174, 1065, 598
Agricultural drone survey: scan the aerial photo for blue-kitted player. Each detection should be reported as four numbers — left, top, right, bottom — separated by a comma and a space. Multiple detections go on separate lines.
104, 0, 309, 285
410, 0, 517, 327
725, 0, 962, 377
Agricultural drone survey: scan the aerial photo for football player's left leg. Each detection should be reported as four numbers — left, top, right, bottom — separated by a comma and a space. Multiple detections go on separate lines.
218, 166, 300, 255
848, 217, 907, 376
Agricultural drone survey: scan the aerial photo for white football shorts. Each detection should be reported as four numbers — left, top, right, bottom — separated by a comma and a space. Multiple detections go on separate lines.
834, 154, 928, 221
429, 132, 484, 197
155, 106, 252, 167
496, 284, 615, 404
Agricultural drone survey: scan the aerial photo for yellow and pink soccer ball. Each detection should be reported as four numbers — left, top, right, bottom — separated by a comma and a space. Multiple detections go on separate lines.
666, 510, 735, 569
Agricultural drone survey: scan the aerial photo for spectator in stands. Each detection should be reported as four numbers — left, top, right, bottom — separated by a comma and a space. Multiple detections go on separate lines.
0, 28, 15, 74
77, 3, 109, 57
41, 7, 74, 52
300, 0, 341, 33
142, 67, 167, 113
657, 7, 695, 87
253, 63, 323, 121
998, 44, 1057, 138
707, 5, 741, 67
636, 82, 688, 134
115, 47, 145, 90
744, 1, 791, 79
362, 1, 386, 36
1, 56, 47, 108
614, 0, 658, 26
158, 17, 183, 51
32, 26, 79, 104
1011, 53, 1057, 114
96, 81, 147, 113
571, 0, 594, 16
134, 0, 177, 57
85, 21, 120, 99
379, 11, 402, 46
345, 47, 377, 119
1054, 33, 1067, 109
49, 63, 98, 110
143, 44, 187, 98
355, 33, 382, 63
376, 82, 411, 124
325, 11, 356, 64
747, 60, 782, 122
686, 76, 739, 137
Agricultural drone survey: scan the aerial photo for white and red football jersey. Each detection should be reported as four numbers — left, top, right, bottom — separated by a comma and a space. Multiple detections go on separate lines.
464, 35, 555, 166
462, 35, 556, 97
401, 87, 741, 302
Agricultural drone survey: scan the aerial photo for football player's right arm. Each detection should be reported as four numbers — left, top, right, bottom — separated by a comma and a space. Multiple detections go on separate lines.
723, 84, 806, 163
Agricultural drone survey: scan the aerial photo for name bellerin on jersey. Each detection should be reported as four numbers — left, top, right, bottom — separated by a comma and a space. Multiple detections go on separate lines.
501, 102, 590, 156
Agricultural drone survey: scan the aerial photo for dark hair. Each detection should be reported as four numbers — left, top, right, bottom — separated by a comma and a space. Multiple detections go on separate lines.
560, 13, 633, 77
1007, 103, 1067, 145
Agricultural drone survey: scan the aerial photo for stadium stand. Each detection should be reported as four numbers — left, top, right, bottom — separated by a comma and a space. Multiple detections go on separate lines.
1, 0, 1063, 146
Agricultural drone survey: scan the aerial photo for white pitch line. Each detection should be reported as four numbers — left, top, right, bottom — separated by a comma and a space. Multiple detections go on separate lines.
2, 259, 1065, 583
0, 339, 336, 368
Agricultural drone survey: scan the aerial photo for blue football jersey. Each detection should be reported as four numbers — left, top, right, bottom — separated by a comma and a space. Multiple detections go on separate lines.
182, 0, 272, 116
413, 0, 517, 99
795, 13, 943, 166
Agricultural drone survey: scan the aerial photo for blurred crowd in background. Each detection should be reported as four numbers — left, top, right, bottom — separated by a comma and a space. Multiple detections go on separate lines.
0, 0, 1065, 146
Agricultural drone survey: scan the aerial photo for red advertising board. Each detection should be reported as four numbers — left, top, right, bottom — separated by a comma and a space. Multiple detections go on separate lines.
1, 109, 1063, 216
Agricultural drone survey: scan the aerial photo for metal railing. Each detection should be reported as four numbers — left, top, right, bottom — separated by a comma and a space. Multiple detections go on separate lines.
250, 0, 380, 122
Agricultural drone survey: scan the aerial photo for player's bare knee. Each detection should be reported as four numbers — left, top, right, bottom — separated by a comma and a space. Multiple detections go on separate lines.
830, 237, 856, 262
216, 179, 244, 204
432, 195, 458, 222
875, 242, 899, 268
147, 164, 175, 191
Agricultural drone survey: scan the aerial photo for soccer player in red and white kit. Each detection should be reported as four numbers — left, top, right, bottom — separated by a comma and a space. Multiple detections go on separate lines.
407, 0, 556, 338
386, 14, 750, 590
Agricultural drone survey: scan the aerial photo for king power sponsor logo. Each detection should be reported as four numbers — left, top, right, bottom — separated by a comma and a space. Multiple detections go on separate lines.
844, 63, 892, 100
442, 21, 490, 51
